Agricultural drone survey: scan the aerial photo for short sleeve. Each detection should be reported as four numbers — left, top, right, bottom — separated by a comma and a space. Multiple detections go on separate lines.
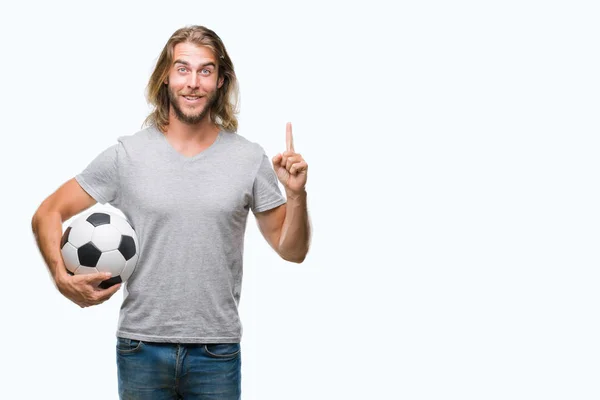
251, 153, 286, 213
75, 143, 120, 205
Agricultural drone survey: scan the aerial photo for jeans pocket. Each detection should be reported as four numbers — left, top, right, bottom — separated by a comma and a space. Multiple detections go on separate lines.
116, 337, 144, 354
204, 343, 241, 359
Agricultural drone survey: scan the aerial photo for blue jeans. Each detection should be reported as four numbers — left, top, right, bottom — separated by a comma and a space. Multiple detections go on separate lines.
116, 337, 241, 399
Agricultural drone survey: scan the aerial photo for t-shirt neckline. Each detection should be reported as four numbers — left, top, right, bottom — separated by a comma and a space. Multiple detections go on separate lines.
151, 125, 223, 162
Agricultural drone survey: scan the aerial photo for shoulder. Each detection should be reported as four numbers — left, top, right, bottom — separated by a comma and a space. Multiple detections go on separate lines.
219, 130, 267, 161
109, 126, 164, 163
116, 125, 159, 149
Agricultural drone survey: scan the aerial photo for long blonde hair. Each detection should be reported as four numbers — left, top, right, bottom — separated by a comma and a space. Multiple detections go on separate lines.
143, 25, 239, 132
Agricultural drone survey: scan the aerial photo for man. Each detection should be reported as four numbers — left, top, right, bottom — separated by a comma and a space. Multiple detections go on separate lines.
31, 25, 310, 399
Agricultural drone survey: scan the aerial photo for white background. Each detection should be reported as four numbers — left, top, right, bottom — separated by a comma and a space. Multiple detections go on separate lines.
1, 0, 599, 399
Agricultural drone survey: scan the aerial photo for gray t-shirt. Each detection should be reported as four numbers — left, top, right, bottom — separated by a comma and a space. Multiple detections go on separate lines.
75, 125, 286, 343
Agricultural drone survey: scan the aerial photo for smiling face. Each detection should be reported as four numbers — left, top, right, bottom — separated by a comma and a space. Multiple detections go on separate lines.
165, 42, 224, 125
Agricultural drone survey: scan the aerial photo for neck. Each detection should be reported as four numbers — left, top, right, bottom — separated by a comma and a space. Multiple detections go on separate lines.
163, 108, 220, 143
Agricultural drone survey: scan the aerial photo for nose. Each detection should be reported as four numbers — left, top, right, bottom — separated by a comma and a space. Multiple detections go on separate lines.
187, 72, 199, 90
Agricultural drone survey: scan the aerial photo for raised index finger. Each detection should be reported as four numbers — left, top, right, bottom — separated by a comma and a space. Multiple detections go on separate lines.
286, 122, 294, 152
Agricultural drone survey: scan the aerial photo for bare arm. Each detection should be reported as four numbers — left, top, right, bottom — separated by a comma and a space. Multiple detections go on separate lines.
31, 178, 120, 307
32, 178, 95, 280
255, 190, 311, 263
256, 122, 311, 263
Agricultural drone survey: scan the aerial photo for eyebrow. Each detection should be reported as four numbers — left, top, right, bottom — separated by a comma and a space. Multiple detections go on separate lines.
173, 59, 216, 68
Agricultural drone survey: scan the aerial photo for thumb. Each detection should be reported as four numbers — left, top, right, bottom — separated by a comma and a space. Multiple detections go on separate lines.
272, 153, 282, 168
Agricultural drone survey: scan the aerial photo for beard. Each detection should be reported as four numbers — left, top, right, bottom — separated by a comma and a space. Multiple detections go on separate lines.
167, 86, 218, 125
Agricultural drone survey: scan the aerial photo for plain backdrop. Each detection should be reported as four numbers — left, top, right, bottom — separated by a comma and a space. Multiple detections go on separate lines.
2, 0, 599, 399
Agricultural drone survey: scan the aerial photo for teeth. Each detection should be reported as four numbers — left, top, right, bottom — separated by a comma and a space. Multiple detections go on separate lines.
185, 96, 199, 100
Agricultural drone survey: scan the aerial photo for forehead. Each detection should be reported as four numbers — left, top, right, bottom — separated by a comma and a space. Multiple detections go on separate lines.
172, 42, 216, 65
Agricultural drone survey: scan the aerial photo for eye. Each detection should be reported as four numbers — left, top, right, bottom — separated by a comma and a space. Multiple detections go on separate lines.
201, 68, 212, 75
177, 67, 187, 73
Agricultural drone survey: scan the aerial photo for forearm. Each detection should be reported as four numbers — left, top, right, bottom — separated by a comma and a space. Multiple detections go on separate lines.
32, 211, 68, 284
277, 190, 311, 263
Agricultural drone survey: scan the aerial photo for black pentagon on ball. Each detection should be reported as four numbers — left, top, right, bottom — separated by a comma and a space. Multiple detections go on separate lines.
60, 226, 71, 249
78, 242, 102, 268
119, 235, 136, 260
98, 275, 122, 289
86, 212, 111, 227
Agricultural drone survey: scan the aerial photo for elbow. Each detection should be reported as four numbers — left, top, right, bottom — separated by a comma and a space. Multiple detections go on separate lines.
31, 212, 40, 233
282, 255, 306, 264
31, 206, 48, 230
280, 248, 309, 264
31, 207, 58, 234
31, 200, 50, 232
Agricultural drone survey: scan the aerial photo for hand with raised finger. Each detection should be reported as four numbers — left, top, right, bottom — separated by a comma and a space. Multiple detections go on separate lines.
56, 271, 122, 308
272, 122, 308, 195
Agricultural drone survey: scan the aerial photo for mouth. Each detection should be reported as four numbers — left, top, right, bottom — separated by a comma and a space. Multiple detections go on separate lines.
182, 95, 202, 102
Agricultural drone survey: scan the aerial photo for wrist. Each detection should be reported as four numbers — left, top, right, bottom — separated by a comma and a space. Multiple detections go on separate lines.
285, 188, 307, 201
53, 268, 69, 288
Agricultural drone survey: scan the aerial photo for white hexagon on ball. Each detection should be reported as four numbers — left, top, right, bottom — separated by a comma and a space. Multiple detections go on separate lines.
121, 252, 139, 282
68, 218, 95, 248
74, 266, 99, 275
91, 224, 122, 252
96, 250, 127, 276
110, 215, 136, 237
61, 242, 79, 273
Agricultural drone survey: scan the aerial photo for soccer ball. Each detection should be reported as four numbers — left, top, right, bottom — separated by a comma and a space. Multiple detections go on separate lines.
60, 211, 139, 289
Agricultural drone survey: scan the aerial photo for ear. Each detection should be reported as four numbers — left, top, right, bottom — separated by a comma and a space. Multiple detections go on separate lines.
217, 76, 224, 89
